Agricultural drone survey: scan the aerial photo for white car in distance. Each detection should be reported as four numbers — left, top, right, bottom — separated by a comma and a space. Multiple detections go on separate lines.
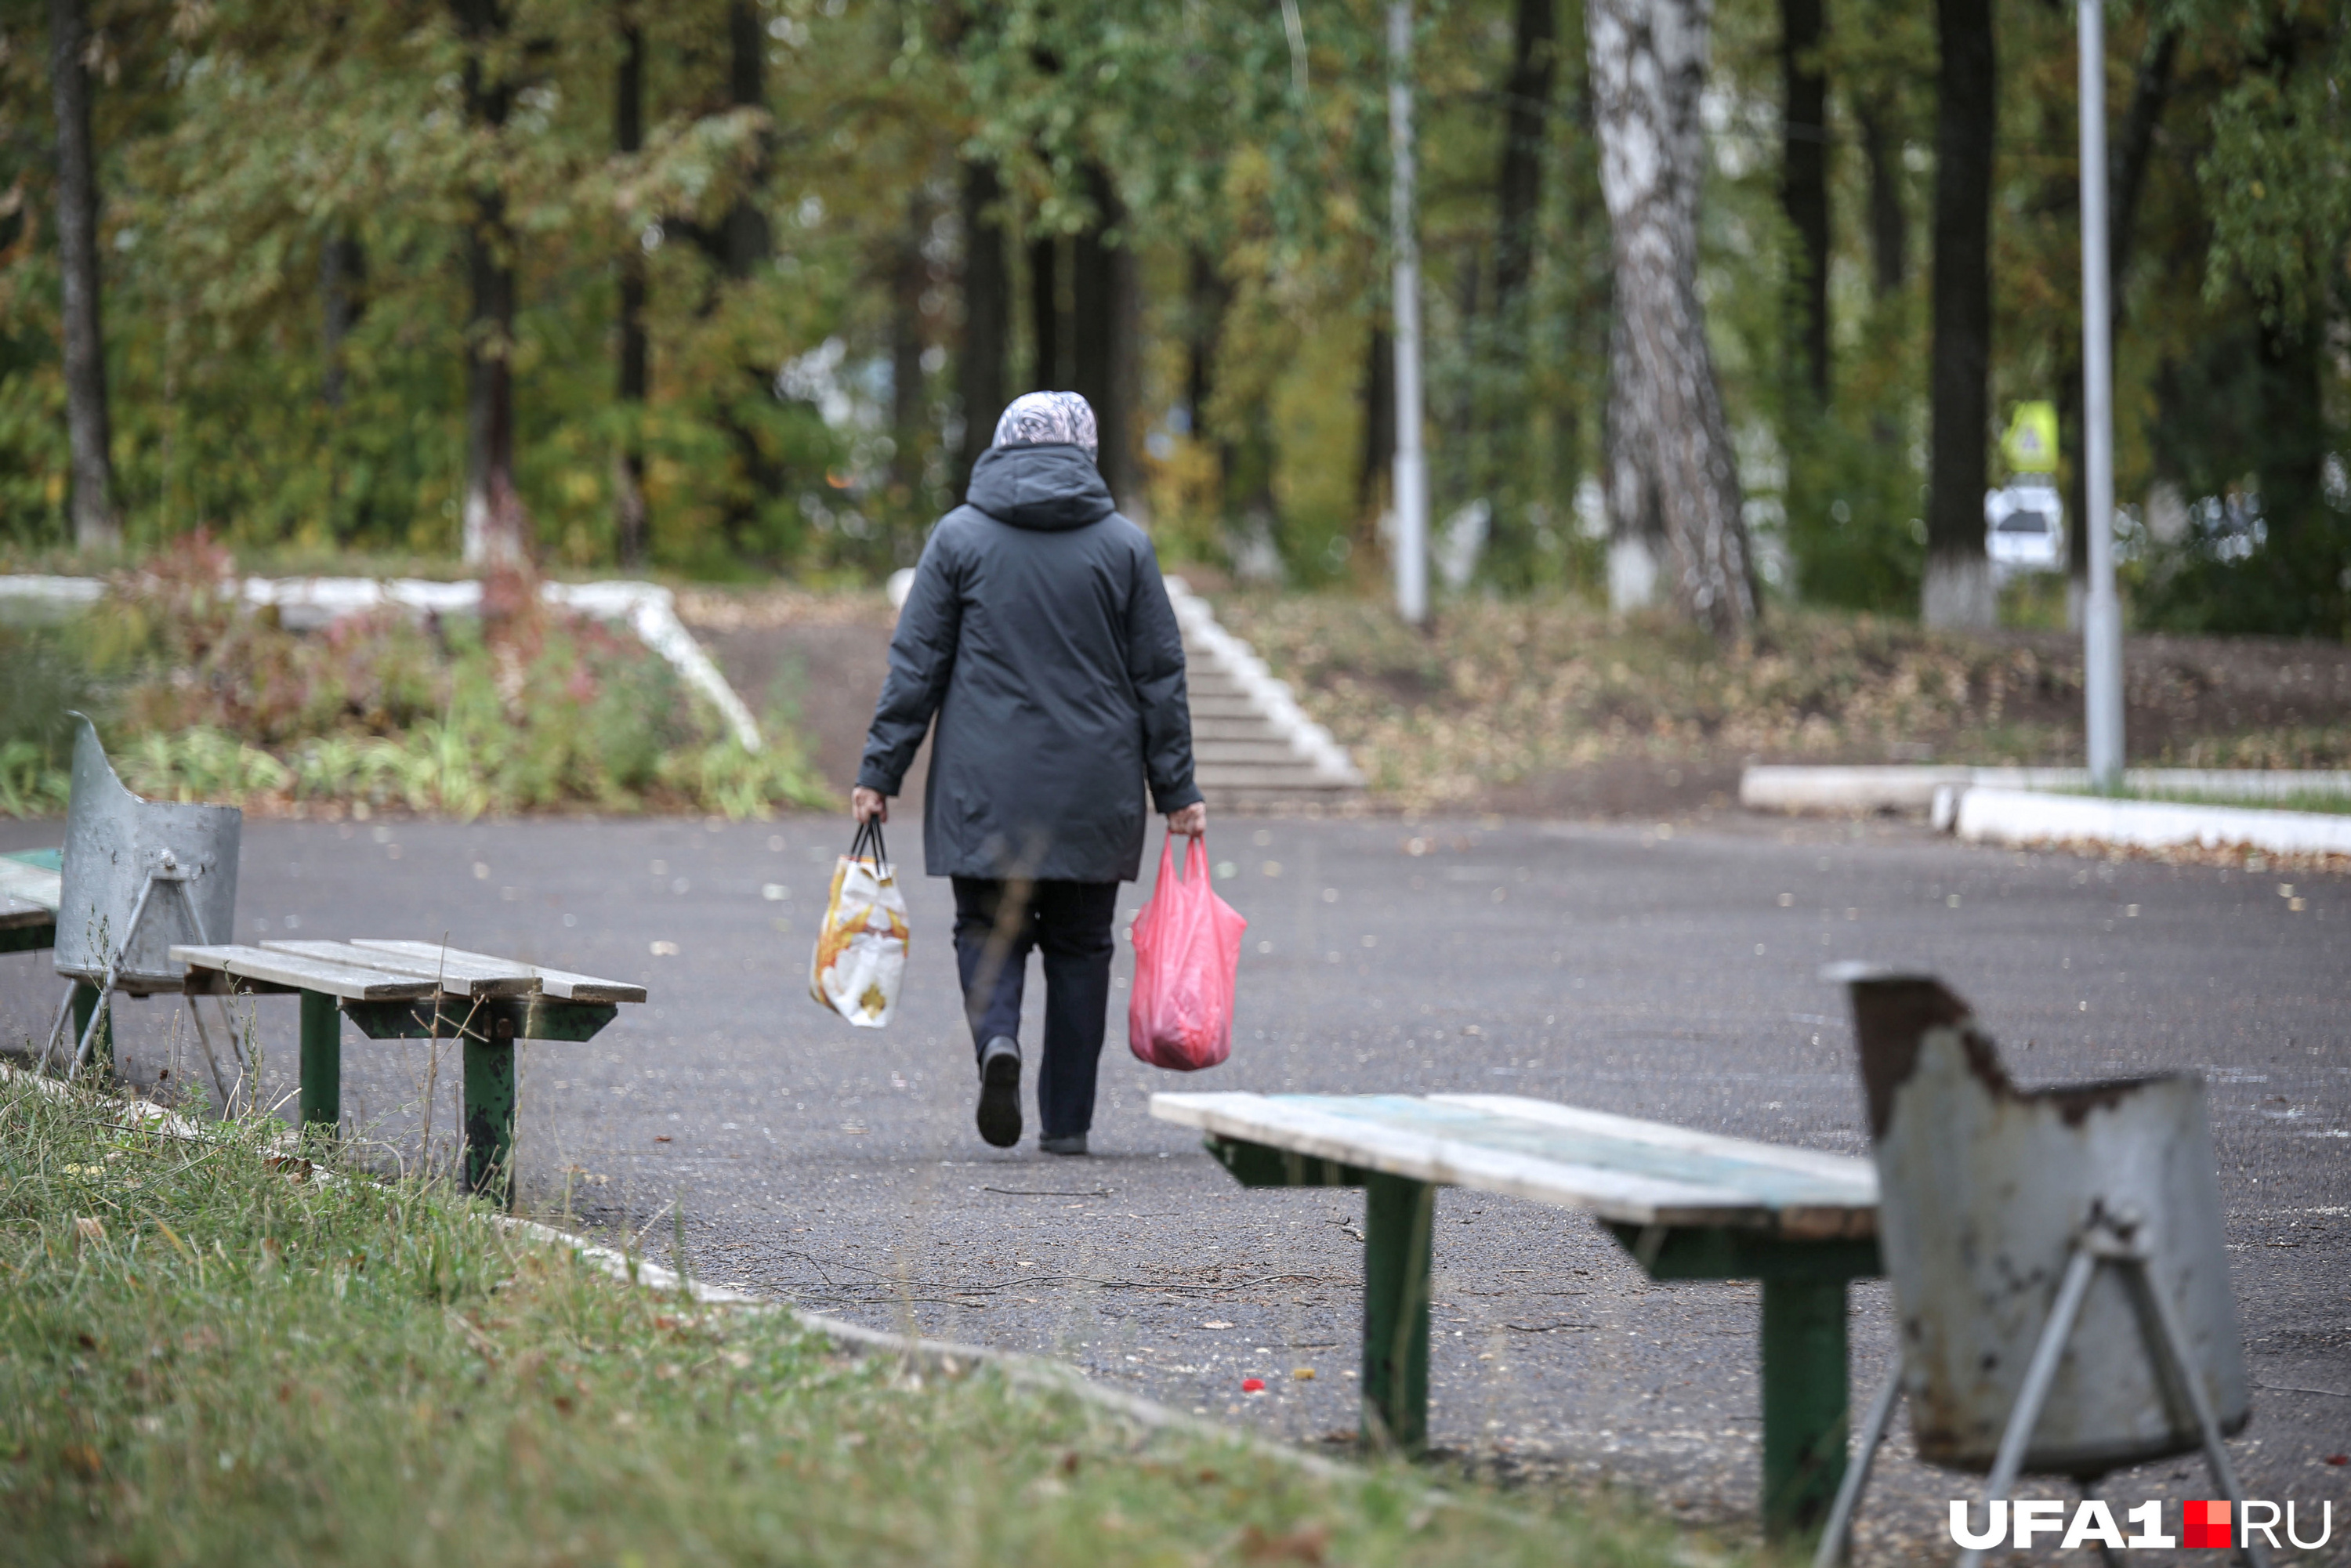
1984, 480, 2065, 578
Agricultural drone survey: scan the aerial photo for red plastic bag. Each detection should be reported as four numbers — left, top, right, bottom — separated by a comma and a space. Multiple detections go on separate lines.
1128, 834, 1248, 1070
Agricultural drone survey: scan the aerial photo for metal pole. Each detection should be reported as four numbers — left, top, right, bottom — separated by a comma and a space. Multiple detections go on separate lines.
2078, 0, 2125, 788
1387, 0, 1429, 625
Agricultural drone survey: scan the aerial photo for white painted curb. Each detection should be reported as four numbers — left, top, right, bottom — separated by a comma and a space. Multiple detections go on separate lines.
1, 574, 762, 753
1955, 787, 2351, 857
1743, 764, 2351, 815
1163, 578, 1364, 789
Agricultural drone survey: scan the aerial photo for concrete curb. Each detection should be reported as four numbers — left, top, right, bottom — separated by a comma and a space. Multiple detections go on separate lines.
1741, 765, 2351, 816
1954, 788, 2351, 857
0, 574, 763, 753
1164, 578, 1364, 789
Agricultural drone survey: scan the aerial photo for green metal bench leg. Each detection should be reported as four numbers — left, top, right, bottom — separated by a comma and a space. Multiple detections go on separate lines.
298, 989, 341, 1140
1362, 1172, 1435, 1454
1762, 1276, 1850, 1539
71, 981, 111, 1074
463, 1027, 517, 1208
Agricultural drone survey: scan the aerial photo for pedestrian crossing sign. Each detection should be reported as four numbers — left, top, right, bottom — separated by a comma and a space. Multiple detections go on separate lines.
2003, 401, 2059, 476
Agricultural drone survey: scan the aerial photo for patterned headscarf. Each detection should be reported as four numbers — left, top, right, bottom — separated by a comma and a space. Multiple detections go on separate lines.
992, 391, 1099, 460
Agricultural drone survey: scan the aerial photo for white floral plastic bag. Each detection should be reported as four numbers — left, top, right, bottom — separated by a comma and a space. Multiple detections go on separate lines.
809, 820, 907, 1028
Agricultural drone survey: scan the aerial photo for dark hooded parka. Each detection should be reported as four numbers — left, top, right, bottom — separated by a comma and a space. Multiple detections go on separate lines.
857, 442, 1201, 884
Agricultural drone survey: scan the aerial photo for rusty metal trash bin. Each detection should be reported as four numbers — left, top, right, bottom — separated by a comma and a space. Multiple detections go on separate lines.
1813, 968, 2266, 1568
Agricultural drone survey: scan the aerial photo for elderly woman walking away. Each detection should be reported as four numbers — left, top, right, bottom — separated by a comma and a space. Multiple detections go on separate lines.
853, 392, 1204, 1157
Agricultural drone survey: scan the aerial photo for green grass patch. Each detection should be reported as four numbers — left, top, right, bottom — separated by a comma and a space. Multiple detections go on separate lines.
0, 1076, 1719, 1568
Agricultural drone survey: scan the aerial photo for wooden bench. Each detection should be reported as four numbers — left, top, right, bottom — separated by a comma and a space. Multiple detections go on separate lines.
171, 939, 647, 1207
0, 848, 61, 954
1151, 1091, 1881, 1539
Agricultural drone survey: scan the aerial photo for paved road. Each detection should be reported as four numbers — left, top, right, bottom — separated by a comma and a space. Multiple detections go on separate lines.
4, 811, 2344, 1561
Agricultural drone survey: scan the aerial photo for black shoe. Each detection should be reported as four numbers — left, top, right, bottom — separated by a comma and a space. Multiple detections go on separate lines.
976, 1036, 1022, 1148
1039, 1133, 1088, 1157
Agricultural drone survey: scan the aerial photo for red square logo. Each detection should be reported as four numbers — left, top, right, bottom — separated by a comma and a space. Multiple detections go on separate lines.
2184, 1500, 2232, 1549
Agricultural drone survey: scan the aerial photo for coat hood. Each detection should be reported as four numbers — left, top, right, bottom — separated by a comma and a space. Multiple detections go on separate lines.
965, 442, 1116, 531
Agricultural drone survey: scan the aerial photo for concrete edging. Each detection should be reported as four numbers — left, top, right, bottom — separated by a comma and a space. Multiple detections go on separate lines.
1742, 765, 2351, 816
1163, 578, 1364, 789
1954, 787, 2351, 857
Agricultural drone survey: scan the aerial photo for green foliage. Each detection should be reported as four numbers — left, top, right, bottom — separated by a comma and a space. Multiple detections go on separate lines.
0, 1075, 1708, 1568
0, 540, 831, 819
0, 0, 2342, 631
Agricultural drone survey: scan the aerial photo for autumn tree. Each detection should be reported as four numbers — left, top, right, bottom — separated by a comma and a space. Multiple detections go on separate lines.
1590, 0, 1758, 639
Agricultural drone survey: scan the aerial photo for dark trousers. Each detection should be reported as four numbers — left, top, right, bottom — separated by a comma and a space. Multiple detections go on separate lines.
951, 877, 1119, 1141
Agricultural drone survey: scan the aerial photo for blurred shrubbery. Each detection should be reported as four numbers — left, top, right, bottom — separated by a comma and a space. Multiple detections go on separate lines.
0, 537, 828, 820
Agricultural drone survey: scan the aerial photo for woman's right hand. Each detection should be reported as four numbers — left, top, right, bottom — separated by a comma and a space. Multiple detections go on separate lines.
852, 786, 889, 824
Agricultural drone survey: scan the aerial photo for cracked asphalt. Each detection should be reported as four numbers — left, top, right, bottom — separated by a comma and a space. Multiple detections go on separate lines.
4, 810, 2345, 1562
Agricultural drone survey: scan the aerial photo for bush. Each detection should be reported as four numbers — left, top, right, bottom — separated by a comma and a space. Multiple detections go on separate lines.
0, 539, 831, 820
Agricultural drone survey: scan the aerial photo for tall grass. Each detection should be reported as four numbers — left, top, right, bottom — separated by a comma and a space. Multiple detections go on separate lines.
0, 1075, 1715, 1568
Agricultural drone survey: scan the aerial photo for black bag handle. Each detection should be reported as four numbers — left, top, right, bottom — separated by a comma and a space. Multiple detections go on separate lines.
849, 817, 890, 876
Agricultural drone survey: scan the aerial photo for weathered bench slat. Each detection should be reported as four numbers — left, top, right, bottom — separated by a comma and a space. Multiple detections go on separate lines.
168, 943, 439, 1001
0, 853, 63, 913
1, 893, 53, 929
259, 940, 539, 998
1157, 1092, 1785, 1228
1155, 1092, 1876, 1236
346, 938, 646, 1004
1431, 1094, 1875, 1184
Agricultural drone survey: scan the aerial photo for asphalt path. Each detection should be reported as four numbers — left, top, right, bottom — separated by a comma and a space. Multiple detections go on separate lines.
4, 811, 2345, 1562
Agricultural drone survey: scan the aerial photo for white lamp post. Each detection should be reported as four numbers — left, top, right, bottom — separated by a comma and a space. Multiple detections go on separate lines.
2079, 0, 2125, 788
1388, 0, 1429, 625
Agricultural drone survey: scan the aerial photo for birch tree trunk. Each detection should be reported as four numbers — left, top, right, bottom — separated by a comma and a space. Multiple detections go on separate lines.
1588, 0, 1757, 639
48, 0, 118, 552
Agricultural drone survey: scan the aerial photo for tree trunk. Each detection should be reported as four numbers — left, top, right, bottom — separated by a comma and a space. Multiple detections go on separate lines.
1493, 0, 1555, 325
1922, 0, 1995, 628
320, 234, 365, 411
453, 0, 527, 567
48, 0, 117, 552
1029, 235, 1061, 389
1780, 0, 1829, 405
1484, 0, 1556, 580
719, 0, 770, 280
889, 191, 929, 499
1588, 0, 1756, 639
1359, 322, 1393, 520
614, 8, 649, 570
1185, 248, 1244, 525
1857, 98, 1907, 300
1603, 302, 1665, 608
955, 160, 1009, 496
1071, 165, 1141, 513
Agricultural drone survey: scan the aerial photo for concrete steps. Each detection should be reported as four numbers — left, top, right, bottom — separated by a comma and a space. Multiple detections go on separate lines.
1167, 578, 1364, 813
